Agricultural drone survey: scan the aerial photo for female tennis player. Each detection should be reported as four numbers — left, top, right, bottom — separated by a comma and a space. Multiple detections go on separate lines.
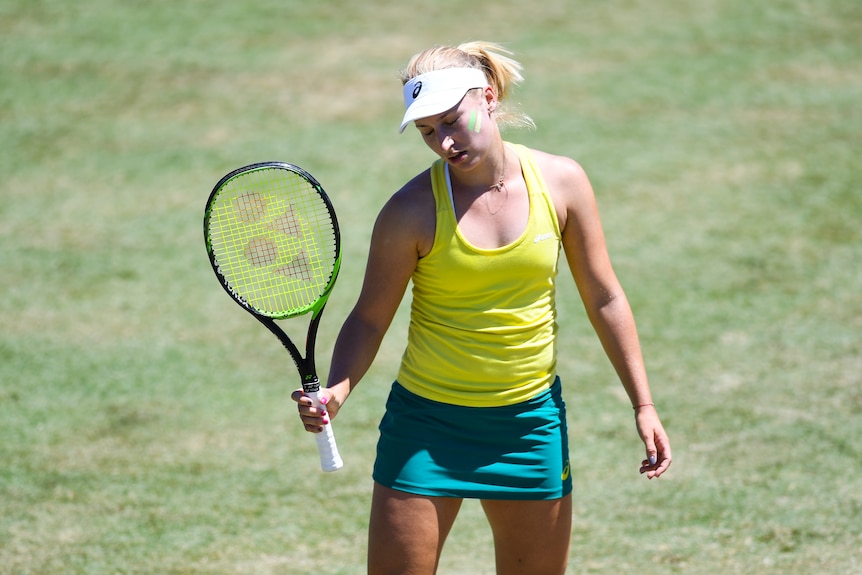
292, 41, 672, 574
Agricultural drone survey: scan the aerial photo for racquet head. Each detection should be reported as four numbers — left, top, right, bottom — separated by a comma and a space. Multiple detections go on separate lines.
204, 162, 341, 319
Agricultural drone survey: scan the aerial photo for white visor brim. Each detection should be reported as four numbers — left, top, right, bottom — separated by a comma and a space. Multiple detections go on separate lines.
399, 68, 488, 133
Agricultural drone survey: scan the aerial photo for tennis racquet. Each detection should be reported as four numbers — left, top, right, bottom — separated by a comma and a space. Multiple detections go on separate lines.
204, 161, 343, 472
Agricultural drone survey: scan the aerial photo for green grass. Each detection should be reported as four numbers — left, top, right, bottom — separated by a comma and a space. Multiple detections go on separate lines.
1, 0, 860, 573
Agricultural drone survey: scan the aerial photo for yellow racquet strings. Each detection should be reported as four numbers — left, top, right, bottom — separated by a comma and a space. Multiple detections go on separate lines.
207, 167, 337, 317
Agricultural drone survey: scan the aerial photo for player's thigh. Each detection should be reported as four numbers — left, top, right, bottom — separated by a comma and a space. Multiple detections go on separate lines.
368, 483, 463, 575
480, 494, 572, 575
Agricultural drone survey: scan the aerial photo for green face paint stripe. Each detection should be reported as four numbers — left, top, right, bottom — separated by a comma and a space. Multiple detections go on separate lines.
473, 110, 482, 133
468, 110, 478, 132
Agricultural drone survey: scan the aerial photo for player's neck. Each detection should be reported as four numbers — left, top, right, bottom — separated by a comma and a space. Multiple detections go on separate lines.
451, 141, 511, 193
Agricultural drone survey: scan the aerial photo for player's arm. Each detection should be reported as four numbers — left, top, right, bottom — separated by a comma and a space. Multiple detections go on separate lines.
553, 158, 650, 404
293, 175, 431, 428
542, 152, 671, 477
326, 189, 423, 402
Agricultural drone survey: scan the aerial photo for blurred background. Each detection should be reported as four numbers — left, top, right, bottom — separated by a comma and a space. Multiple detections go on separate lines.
1, 1, 860, 573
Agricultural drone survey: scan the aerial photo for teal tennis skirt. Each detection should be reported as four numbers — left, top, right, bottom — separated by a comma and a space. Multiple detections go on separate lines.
372, 377, 571, 500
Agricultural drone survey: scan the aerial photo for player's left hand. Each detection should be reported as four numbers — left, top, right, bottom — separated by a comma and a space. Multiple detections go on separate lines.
634, 405, 672, 479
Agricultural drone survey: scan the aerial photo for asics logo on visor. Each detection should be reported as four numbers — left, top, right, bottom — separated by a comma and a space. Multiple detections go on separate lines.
412, 82, 423, 99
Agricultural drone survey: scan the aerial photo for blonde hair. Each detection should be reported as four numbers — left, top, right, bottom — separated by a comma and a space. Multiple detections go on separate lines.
399, 41, 535, 130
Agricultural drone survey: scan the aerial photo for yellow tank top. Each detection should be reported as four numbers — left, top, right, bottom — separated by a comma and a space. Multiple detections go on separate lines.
397, 144, 562, 407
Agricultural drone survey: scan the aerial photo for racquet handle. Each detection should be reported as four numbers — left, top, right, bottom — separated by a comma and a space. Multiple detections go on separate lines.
308, 390, 344, 472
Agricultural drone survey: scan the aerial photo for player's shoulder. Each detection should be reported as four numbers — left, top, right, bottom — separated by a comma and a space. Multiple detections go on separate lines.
523, 147, 588, 185
521, 147, 596, 224
382, 168, 434, 219
373, 168, 436, 250
396, 168, 434, 200
381, 170, 434, 218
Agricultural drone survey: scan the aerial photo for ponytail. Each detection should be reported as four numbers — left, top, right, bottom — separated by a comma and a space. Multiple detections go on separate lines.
399, 41, 535, 130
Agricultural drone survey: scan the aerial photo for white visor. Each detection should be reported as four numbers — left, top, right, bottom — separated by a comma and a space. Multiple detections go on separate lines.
399, 68, 488, 133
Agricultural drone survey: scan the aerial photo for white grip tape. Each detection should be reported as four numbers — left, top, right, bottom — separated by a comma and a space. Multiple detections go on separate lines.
308, 390, 344, 472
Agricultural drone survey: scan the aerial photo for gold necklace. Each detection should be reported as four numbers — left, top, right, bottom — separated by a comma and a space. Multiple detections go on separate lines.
485, 174, 508, 215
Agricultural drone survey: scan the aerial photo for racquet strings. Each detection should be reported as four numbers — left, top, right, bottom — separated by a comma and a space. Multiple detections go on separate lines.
207, 167, 338, 318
